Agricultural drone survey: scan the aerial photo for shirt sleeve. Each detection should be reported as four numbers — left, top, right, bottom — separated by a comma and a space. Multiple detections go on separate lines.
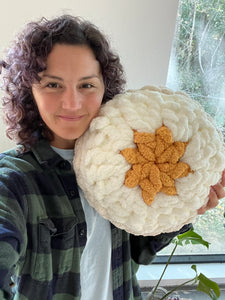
0, 171, 27, 299
130, 223, 193, 265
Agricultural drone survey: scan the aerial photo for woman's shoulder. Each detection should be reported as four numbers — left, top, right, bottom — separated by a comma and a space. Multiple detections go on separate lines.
0, 146, 33, 174
0, 140, 54, 192
0, 139, 72, 176
0, 140, 50, 172
0, 145, 24, 163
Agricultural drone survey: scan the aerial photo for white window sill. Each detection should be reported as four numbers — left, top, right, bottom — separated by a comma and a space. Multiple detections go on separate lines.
137, 263, 225, 288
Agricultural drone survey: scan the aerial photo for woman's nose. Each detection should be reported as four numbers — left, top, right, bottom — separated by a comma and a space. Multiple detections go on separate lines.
61, 87, 82, 109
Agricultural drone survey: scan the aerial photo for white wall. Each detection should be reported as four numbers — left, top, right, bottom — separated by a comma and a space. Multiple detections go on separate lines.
0, 0, 178, 151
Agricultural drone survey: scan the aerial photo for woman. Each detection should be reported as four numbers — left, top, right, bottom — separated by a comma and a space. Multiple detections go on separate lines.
0, 15, 224, 300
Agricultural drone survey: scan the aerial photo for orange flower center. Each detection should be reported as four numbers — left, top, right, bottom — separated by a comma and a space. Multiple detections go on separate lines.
120, 125, 193, 205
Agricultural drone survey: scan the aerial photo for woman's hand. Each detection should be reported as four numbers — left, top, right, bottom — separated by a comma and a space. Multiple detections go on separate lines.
198, 170, 225, 215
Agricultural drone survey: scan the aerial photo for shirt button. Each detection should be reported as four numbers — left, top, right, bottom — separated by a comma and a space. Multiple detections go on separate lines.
79, 229, 86, 237
59, 161, 71, 170
69, 190, 76, 197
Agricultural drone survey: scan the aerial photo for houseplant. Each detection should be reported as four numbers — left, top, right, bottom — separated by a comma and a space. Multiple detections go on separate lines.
147, 229, 221, 300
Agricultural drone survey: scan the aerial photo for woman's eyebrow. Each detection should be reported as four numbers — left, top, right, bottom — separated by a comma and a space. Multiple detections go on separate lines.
41, 74, 101, 81
79, 75, 101, 81
41, 74, 63, 81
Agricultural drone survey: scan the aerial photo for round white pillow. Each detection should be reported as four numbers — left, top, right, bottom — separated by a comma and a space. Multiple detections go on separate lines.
74, 86, 225, 236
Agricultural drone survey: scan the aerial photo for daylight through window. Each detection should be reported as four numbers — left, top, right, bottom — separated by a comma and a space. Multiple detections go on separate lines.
164, 0, 225, 259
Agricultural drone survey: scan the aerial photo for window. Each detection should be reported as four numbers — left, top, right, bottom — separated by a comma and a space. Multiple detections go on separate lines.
163, 0, 225, 260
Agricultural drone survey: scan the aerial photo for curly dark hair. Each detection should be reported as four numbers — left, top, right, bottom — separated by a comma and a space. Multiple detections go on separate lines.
0, 15, 126, 149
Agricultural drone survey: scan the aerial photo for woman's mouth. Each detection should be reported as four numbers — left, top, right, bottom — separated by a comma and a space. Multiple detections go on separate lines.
58, 115, 84, 121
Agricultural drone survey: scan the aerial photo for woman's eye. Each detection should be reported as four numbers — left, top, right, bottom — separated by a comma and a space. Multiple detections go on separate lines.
82, 83, 94, 89
46, 82, 60, 88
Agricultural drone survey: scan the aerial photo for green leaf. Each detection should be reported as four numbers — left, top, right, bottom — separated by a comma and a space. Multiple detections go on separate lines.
197, 273, 220, 300
191, 264, 198, 275
173, 228, 210, 248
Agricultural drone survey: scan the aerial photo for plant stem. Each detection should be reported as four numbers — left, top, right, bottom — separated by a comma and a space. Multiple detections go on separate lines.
151, 243, 178, 297
159, 278, 196, 300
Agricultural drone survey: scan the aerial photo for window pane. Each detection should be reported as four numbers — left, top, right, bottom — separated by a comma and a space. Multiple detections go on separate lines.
159, 198, 225, 256
165, 0, 225, 257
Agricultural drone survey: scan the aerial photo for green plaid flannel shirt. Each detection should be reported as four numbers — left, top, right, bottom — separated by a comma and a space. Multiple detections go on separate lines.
0, 139, 191, 299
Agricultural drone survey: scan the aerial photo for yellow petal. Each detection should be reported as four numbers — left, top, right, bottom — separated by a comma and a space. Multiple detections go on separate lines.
137, 143, 155, 162
146, 141, 157, 150
160, 172, 174, 187
136, 151, 149, 164
132, 164, 142, 175
157, 163, 175, 173
142, 190, 156, 206
149, 164, 162, 192
120, 148, 139, 164
124, 169, 139, 188
141, 163, 153, 180
156, 145, 174, 163
155, 136, 166, 157
168, 161, 190, 179
156, 125, 174, 144
139, 178, 155, 193
161, 185, 177, 195
134, 130, 155, 144
174, 141, 187, 159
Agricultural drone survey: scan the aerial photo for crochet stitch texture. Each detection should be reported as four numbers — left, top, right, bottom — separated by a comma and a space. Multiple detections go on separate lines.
74, 86, 225, 236
121, 126, 193, 205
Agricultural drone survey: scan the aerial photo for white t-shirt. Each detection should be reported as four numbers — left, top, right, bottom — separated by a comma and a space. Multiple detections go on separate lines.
51, 147, 113, 300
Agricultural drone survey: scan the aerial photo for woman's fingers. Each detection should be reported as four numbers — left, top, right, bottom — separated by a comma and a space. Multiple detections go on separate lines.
197, 188, 218, 215
197, 170, 225, 215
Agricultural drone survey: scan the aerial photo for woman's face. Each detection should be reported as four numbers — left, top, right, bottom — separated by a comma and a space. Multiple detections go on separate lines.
32, 44, 105, 149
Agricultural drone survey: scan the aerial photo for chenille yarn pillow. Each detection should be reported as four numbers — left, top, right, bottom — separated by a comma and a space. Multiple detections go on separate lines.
74, 86, 225, 236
